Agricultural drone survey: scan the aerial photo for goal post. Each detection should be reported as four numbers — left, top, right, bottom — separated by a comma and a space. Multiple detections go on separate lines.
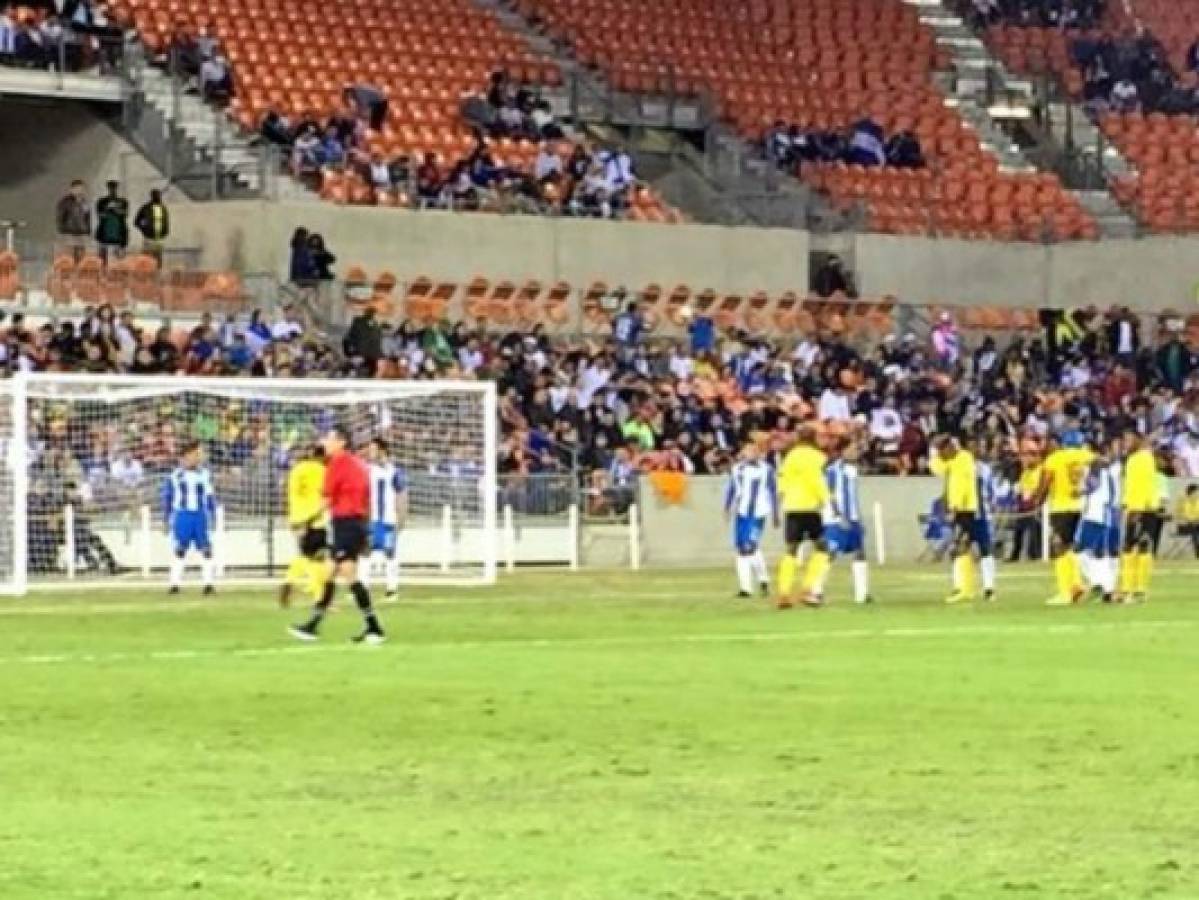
0, 373, 498, 593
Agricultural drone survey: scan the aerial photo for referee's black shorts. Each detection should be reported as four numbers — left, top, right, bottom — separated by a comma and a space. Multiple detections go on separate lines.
330, 517, 368, 562
784, 511, 824, 545
1049, 512, 1081, 548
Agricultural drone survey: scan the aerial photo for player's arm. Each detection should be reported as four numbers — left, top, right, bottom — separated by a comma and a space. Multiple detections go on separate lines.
1031, 461, 1052, 508
722, 472, 736, 522
768, 467, 780, 528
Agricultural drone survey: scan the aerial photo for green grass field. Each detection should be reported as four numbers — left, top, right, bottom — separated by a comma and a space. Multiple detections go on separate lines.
3, 564, 1199, 899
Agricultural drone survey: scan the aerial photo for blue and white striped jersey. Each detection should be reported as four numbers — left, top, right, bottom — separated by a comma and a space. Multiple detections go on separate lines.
162, 466, 216, 519
1082, 462, 1122, 527
724, 460, 777, 520
976, 461, 997, 523
369, 462, 408, 526
826, 460, 862, 524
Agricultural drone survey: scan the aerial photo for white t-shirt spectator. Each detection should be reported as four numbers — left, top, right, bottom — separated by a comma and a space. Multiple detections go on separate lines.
870, 406, 904, 446
368, 161, 391, 189
1116, 320, 1135, 354
577, 362, 611, 407
668, 351, 693, 381
271, 317, 303, 342
458, 345, 484, 373
792, 339, 820, 370
600, 150, 635, 192
200, 56, 228, 91
548, 384, 570, 413
110, 454, 145, 488
0, 12, 17, 55
531, 106, 553, 132
818, 388, 851, 423
1173, 435, 1199, 476
534, 148, 562, 180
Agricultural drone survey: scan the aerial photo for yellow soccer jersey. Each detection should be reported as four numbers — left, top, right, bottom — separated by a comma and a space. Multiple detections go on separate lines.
778, 444, 829, 513
288, 459, 326, 527
1042, 447, 1096, 513
1123, 448, 1159, 513
930, 449, 978, 514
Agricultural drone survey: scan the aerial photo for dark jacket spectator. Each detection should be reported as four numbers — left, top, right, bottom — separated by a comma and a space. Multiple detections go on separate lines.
94, 180, 129, 255
134, 191, 170, 241
343, 83, 388, 131
56, 180, 90, 238
344, 308, 383, 368
812, 255, 856, 298
288, 228, 314, 283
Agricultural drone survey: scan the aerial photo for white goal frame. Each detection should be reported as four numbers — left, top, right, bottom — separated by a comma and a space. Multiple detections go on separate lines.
0, 372, 498, 595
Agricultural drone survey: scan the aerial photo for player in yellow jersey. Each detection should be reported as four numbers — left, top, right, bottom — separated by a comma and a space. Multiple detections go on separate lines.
1038, 433, 1096, 606
277, 443, 332, 608
775, 425, 832, 609
1119, 431, 1160, 603
930, 436, 981, 604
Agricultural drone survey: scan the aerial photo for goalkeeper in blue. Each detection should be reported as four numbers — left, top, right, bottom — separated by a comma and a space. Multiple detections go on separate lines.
824, 441, 874, 604
161, 442, 217, 595
723, 443, 778, 598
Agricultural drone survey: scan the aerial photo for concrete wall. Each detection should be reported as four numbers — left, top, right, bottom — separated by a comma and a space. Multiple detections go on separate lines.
854, 233, 1199, 311
0, 98, 182, 245
169, 200, 812, 294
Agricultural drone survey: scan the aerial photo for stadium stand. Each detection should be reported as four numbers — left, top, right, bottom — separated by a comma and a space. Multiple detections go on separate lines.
970, 0, 1199, 232
516, 0, 1098, 239
103, 0, 681, 221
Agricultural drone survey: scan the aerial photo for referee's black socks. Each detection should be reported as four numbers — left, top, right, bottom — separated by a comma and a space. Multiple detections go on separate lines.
302, 581, 337, 631
351, 581, 383, 634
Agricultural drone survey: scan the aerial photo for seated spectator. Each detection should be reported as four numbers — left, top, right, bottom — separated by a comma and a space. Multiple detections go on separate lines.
885, 131, 924, 168
494, 101, 526, 138
443, 161, 478, 210
165, 25, 199, 77
416, 152, 442, 205
570, 161, 611, 218
290, 125, 321, 175
486, 69, 510, 108
259, 110, 293, 147
365, 152, 392, 191
529, 100, 564, 140
199, 52, 232, 103
317, 125, 345, 167
765, 119, 791, 165
388, 153, 412, 191
534, 142, 562, 182
1110, 77, 1139, 112
847, 118, 886, 167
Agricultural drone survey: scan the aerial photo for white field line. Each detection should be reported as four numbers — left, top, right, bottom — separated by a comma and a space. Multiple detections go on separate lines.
0, 619, 1192, 668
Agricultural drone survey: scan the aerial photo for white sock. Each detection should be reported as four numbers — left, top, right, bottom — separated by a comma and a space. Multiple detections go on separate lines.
201, 558, 215, 587
951, 556, 962, 590
1104, 557, 1119, 593
735, 556, 753, 594
1079, 553, 1096, 588
750, 550, 769, 587
851, 560, 869, 603
385, 559, 400, 594
795, 543, 811, 566
169, 556, 184, 588
981, 556, 996, 592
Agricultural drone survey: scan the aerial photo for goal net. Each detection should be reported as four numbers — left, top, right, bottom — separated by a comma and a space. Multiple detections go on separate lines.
0, 374, 497, 594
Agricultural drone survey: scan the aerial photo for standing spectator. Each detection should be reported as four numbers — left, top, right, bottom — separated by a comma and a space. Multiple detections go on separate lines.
812, 255, 855, 297
199, 52, 232, 102
343, 83, 388, 131
1108, 307, 1140, 365
344, 306, 383, 374
0, 5, 17, 60
416, 152, 442, 205
287, 227, 314, 285
307, 233, 336, 281
612, 298, 643, 354
817, 381, 852, 423
133, 189, 169, 262
931, 313, 961, 368
56, 179, 91, 258
94, 180, 128, 263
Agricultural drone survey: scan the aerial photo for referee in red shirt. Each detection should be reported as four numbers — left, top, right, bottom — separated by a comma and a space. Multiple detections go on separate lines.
290, 426, 386, 644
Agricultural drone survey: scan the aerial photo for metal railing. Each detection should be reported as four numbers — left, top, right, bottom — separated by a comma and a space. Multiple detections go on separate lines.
564, 67, 716, 132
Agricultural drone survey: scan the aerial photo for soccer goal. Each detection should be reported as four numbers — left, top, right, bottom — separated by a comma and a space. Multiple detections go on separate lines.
0, 374, 498, 594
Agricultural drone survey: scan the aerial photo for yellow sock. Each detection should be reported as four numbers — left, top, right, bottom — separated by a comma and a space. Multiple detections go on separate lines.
307, 559, 332, 599
1137, 552, 1153, 595
960, 555, 978, 597
804, 551, 831, 596
1119, 552, 1137, 595
1054, 555, 1075, 600
284, 555, 308, 585
778, 556, 796, 596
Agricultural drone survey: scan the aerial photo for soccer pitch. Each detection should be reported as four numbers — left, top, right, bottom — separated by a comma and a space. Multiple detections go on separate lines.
3, 566, 1199, 899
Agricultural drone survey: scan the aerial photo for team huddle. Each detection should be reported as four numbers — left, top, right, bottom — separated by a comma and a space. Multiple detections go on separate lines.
724, 426, 1163, 607
160, 427, 409, 642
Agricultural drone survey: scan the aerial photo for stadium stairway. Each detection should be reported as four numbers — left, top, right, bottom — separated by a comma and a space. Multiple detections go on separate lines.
909, 0, 1139, 238
481, 0, 853, 231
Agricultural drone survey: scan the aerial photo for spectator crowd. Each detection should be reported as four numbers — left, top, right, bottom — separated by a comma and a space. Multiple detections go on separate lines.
765, 117, 925, 173
0, 0, 123, 73
3, 290, 1199, 522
